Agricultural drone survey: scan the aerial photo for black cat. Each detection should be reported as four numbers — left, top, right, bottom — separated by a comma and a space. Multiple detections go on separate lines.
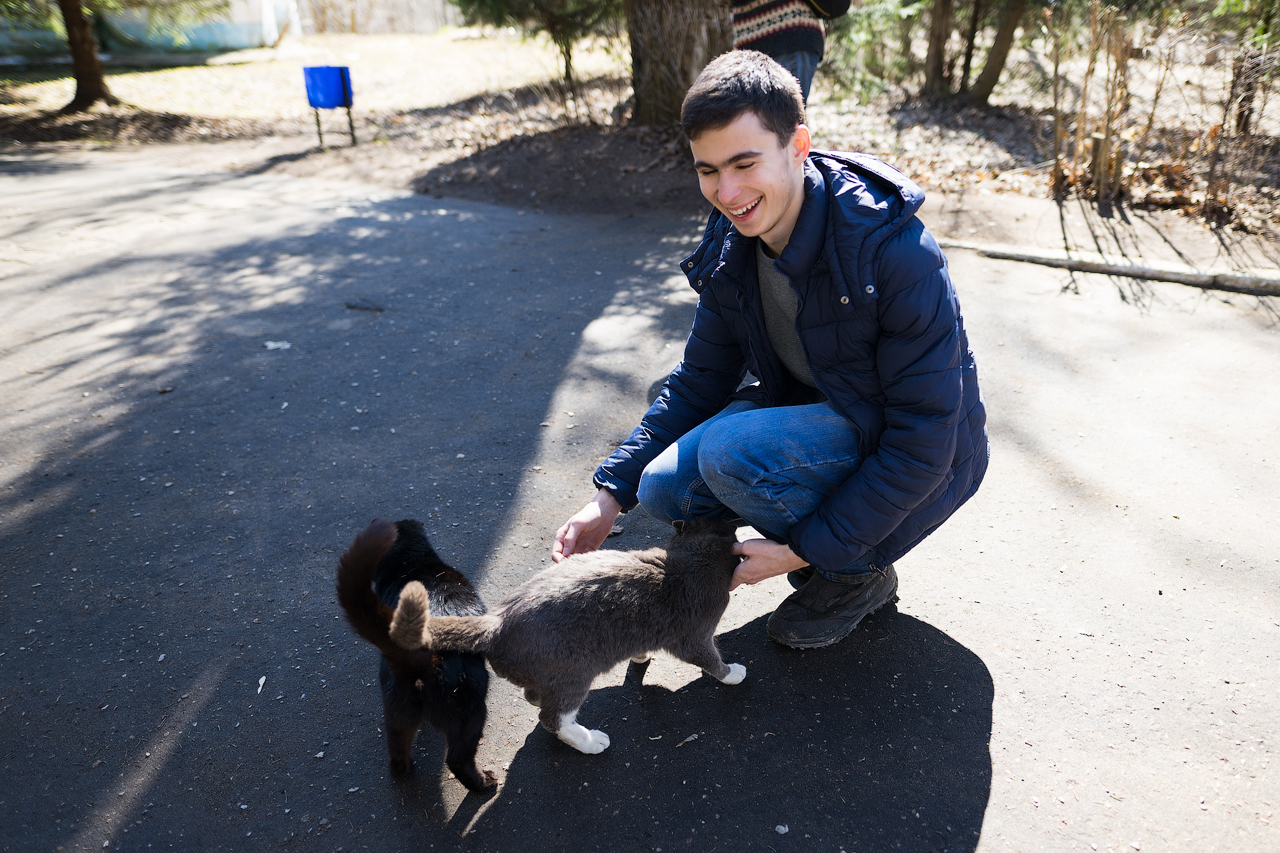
336, 518, 496, 791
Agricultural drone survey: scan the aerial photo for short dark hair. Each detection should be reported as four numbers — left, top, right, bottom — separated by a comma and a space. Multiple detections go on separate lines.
681, 50, 805, 147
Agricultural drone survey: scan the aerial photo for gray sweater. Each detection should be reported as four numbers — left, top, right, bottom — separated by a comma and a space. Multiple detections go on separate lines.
756, 240, 817, 388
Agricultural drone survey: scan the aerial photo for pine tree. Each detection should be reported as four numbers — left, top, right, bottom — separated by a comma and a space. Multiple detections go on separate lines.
450, 0, 622, 95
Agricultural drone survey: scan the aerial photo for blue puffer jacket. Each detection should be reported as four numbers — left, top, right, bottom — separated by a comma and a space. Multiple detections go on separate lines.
593, 151, 989, 572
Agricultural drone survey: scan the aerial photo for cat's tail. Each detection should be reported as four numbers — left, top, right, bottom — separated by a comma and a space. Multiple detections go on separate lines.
390, 582, 496, 654
336, 518, 435, 667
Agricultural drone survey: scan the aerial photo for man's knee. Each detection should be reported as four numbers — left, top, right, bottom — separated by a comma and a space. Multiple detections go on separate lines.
636, 463, 677, 520
698, 419, 758, 495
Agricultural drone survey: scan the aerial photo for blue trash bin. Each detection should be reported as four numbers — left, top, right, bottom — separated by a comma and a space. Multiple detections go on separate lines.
303, 66, 353, 109
302, 66, 355, 146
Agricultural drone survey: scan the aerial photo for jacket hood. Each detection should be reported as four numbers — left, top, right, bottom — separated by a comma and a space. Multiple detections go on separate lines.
810, 149, 925, 221
807, 150, 926, 285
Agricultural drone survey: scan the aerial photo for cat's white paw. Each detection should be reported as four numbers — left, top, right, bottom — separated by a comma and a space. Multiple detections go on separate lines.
557, 722, 611, 754
630, 652, 652, 664
719, 663, 747, 685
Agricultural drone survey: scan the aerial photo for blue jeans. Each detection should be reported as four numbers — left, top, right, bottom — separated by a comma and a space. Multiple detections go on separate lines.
772, 50, 821, 104
636, 400, 875, 580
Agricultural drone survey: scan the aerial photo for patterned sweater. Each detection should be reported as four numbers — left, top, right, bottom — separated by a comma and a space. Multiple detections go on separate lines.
731, 0, 825, 60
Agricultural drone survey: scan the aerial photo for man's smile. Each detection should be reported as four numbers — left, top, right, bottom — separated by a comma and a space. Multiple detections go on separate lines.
689, 111, 810, 253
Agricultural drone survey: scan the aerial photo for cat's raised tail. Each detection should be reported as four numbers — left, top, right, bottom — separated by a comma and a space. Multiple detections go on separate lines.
390, 582, 497, 652
336, 518, 400, 649
336, 518, 438, 671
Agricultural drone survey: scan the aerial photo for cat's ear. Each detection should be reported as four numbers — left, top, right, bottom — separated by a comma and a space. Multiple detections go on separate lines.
671, 519, 686, 533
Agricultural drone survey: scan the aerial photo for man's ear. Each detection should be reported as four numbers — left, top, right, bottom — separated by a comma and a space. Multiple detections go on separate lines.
791, 124, 812, 164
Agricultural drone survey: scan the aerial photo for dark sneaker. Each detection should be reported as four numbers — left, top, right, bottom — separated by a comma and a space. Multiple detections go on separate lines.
786, 566, 815, 590
766, 564, 899, 649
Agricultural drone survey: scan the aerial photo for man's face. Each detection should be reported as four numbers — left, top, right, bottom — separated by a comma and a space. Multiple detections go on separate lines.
690, 111, 810, 253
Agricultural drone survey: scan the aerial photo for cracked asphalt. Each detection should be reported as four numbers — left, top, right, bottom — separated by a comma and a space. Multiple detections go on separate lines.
1, 143, 1277, 852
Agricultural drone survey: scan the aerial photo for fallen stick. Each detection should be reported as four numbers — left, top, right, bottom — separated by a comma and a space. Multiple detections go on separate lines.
937, 239, 1280, 297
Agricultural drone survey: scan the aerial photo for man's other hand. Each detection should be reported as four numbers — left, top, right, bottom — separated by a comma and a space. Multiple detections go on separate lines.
731, 538, 807, 590
553, 489, 623, 563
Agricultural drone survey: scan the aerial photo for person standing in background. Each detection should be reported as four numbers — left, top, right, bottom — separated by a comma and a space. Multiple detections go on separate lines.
730, 0, 825, 102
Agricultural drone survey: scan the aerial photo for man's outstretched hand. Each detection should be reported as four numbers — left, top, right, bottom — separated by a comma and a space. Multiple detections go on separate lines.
553, 489, 622, 563
731, 538, 807, 590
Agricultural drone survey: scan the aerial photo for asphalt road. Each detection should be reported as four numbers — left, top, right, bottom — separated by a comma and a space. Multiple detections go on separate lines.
1, 145, 1276, 853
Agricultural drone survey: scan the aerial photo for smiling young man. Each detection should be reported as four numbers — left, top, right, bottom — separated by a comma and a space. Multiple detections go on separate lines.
554, 51, 989, 649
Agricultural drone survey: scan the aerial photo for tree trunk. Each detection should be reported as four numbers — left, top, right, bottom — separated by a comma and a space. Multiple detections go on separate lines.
1231, 36, 1268, 136
959, 0, 983, 92
1070, 0, 1102, 181
557, 38, 577, 99
924, 0, 956, 96
1236, 2, 1276, 136
628, 0, 732, 126
56, 0, 118, 113
1048, 7, 1064, 198
1231, 50, 1251, 136
966, 0, 1027, 107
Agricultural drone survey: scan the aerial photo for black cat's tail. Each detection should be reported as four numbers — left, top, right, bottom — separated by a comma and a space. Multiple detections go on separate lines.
336, 518, 437, 668
390, 582, 496, 654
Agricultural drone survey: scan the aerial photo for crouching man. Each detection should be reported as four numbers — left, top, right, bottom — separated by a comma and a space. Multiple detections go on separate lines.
555, 50, 989, 649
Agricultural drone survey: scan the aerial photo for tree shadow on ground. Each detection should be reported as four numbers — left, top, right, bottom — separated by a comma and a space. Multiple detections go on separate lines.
0, 107, 275, 143
888, 97, 1050, 172
396, 74, 628, 128
0, 154, 710, 849
414, 122, 706, 217
1, 67, 70, 97
413, 609, 993, 852
0, 150, 92, 176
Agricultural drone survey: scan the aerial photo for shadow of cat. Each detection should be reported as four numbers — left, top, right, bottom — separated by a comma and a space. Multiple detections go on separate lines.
443, 608, 993, 851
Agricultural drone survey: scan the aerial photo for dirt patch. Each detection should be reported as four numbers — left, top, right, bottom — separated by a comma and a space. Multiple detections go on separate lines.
0, 107, 274, 144
200, 72, 706, 214
213, 71, 1072, 218
414, 122, 704, 215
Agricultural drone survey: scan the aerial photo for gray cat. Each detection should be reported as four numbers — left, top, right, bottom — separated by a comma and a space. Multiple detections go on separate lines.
387, 518, 747, 754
